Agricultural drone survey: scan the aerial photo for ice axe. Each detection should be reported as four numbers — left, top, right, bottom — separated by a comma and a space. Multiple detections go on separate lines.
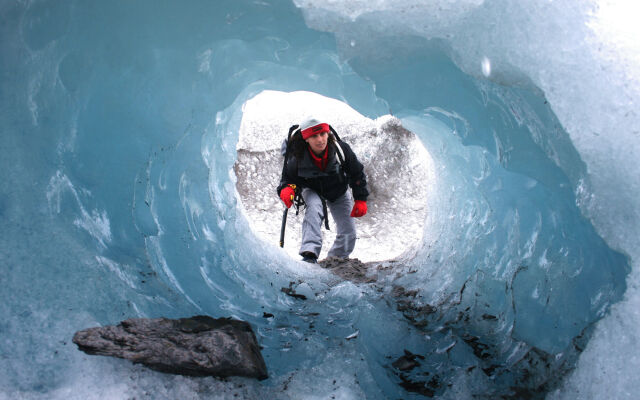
279, 207, 288, 248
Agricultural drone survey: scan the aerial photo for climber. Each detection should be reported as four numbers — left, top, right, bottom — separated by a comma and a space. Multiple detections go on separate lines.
277, 118, 369, 263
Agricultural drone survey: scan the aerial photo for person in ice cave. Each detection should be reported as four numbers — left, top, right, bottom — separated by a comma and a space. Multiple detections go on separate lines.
277, 118, 369, 263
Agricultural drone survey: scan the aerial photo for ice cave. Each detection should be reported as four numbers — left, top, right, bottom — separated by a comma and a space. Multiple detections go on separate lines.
1, 0, 639, 399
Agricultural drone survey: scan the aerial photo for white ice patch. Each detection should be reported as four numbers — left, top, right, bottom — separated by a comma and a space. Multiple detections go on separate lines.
73, 210, 111, 249
46, 171, 112, 249
198, 48, 212, 73
481, 56, 491, 77
179, 172, 203, 240
27, 71, 42, 126
95, 256, 138, 290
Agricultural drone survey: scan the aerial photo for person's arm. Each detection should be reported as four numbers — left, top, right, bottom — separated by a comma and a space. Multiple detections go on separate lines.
339, 142, 369, 201
277, 139, 298, 207
337, 141, 368, 217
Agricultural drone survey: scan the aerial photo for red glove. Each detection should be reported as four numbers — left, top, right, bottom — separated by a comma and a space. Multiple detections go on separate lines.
350, 200, 367, 217
280, 185, 295, 208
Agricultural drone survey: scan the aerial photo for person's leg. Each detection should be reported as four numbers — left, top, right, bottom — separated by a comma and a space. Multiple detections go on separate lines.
327, 191, 356, 258
299, 188, 324, 259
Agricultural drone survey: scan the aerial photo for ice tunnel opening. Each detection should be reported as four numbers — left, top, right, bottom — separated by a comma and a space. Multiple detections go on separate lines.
233, 90, 436, 263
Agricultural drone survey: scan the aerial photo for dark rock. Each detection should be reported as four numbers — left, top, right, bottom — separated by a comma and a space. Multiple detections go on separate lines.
398, 374, 436, 397
462, 335, 492, 360
482, 364, 500, 376
392, 285, 418, 298
281, 282, 307, 300
391, 286, 436, 327
393, 356, 420, 372
318, 257, 376, 283
392, 349, 425, 372
72, 315, 268, 380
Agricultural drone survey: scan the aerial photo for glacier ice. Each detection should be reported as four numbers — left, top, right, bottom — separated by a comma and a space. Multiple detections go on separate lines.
1, 0, 638, 399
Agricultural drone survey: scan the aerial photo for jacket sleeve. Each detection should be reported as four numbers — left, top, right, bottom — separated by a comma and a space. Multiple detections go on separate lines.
277, 138, 296, 196
339, 142, 369, 201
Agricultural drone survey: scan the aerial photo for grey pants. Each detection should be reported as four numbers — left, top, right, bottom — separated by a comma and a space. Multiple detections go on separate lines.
299, 188, 356, 259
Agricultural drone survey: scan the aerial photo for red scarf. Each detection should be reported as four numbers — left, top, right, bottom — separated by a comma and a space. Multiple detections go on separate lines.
308, 146, 328, 171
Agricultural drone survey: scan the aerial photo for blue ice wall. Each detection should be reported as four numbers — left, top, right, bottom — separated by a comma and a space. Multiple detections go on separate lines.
0, 0, 633, 399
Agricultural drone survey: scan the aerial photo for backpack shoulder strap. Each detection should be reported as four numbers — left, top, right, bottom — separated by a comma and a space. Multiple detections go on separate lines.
329, 125, 342, 142
329, 125, 345, 166
285, 124, 300, 156
334, 140, 345, 166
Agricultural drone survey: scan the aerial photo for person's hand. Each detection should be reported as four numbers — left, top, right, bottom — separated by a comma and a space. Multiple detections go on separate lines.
350, 200, 367, 217
280, 185, 295, 208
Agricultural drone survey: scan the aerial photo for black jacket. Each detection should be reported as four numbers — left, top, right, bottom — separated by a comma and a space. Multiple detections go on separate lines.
278, 140, 368, 202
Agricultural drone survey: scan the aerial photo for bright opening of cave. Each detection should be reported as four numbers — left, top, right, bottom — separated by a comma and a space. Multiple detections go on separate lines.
235, 90, 435, 262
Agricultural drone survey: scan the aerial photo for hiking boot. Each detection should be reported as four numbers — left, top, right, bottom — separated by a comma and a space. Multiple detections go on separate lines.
301, 252, 318, 264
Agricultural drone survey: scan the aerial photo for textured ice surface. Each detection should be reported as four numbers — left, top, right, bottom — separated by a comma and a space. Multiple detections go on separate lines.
1, 0, 638, 399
